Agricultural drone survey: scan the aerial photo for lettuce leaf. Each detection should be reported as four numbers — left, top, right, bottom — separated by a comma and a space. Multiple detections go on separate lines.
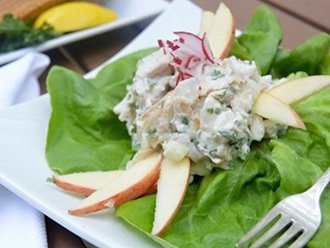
230, 5, 282, 75
271, 33, 330, 78
116, 86, 330, 248
45, 48, 157, 174
319, 55, 330, 75
230, 8, 330, 78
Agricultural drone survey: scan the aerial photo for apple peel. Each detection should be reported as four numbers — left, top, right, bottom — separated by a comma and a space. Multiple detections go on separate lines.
68, 151, 162, 215
53, 170, 124, 196
201, 2, 236, 59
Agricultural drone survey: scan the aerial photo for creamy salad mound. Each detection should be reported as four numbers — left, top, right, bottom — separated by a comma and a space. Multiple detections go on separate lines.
114, 38, 283, 175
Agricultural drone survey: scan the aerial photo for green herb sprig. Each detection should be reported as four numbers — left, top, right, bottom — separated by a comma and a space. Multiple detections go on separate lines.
0, 14, 59, 53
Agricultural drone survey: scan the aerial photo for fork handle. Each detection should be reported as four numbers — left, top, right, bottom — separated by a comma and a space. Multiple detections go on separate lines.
308, 166, 330, 199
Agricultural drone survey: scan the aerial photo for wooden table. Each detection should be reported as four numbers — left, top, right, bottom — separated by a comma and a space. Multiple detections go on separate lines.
40, 0, 329, 247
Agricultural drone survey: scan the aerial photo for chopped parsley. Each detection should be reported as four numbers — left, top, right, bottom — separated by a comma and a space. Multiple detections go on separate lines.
147, 78, 157, 89
157, 100, 165, 109
130, 125, 137, 134
213, 90, 227, 102
208, 149, 218, 158
146, 129, 157, 140
207, 107, 221, 115
128, 102, 137, 110
181, 115, 190, 125
218, 130, 248, 152
193, 140, 200, 149
211, 69, 224, 80
219, 130, 239, 144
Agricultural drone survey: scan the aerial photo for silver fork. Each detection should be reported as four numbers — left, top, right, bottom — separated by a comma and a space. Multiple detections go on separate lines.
236, 166, 330, 248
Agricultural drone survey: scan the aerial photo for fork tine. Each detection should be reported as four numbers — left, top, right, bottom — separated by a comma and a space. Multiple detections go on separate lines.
236, 208, 280, 247
251, 215, 291, 248
268, 223, 301, 248
289, 230, 315, 248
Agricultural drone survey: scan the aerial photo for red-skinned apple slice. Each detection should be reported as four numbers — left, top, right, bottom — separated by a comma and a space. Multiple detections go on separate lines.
267, 75, 330, 104
206, 2, 235, 59
143, 182, 157, 195
253, 92, 306, 129
53, 149, 157, 196
53, 170, 156, 196
68, 151, 162, 215
53, 170, 124, 196
152, 157, 190, 236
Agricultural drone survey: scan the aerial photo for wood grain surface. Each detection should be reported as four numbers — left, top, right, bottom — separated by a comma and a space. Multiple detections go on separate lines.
263, 0, 329, 32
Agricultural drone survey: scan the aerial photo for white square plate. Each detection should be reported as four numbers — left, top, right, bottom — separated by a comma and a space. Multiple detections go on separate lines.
0, 0, 169, 65
0, 0, 202, 247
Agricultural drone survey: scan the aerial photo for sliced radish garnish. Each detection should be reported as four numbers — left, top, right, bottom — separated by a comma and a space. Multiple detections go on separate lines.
174, 31, 204, 56
158, 31, 214, 84
201, 33, 214, 63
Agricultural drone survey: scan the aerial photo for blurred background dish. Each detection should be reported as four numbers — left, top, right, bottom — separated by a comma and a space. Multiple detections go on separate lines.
0, 0, 169, 65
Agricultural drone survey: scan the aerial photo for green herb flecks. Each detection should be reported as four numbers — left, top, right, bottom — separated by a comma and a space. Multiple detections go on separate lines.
213, 90, 228, 102
157, 100, 165, 109
208, 149, 218, 158
128, 102, 137, 110
219, 130, 239, 144
146, 129, 157, 140
181, 115, 190, 125
147, 78, 157, 89
130, 124, 137, 134
211, 69, 224, 80
207, 107, 222, 115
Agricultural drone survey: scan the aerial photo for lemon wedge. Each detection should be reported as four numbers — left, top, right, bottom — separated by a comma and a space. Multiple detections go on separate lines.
34, 2, 117, 32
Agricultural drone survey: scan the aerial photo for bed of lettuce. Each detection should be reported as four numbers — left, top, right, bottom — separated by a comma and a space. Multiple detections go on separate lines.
45, 5, 330, 248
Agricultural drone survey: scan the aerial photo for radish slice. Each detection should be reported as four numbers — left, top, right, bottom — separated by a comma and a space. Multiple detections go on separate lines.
174, 31, 204, 56
201, 33, 214, 63
158, 31, 214, 84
